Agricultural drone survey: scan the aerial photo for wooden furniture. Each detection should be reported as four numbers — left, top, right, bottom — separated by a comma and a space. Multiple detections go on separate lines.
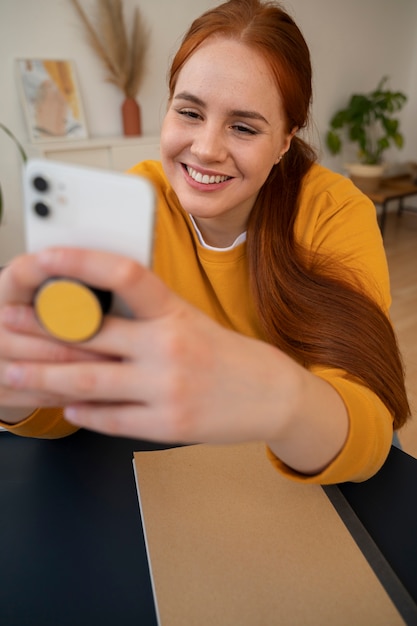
25, 135, 160, 172
364, 175, 417, 235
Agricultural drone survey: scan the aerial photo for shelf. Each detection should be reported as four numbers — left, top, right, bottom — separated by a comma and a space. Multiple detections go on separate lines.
25, 135, 160, 171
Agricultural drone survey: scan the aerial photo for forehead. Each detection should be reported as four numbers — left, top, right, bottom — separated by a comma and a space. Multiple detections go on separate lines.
174, 37, 281, 110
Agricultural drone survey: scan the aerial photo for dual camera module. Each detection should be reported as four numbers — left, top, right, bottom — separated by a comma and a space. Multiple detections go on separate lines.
31, 175, 51, 218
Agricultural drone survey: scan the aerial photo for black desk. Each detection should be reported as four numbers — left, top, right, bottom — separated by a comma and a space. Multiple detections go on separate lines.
1, 429, 417, 625
0, 430, 161, 626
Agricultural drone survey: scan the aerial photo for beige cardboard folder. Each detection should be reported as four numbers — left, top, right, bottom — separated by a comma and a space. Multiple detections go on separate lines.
133, 442, 404, 625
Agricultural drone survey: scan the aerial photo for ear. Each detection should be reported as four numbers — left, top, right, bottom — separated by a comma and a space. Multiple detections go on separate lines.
274, 127, 298, 164
282, 126, 298, 153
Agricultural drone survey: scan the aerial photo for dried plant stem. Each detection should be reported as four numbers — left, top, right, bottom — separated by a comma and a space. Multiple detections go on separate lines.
70, 0, 148, 98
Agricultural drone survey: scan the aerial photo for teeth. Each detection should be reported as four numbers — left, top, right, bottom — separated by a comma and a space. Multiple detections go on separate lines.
187, 166, 229, 185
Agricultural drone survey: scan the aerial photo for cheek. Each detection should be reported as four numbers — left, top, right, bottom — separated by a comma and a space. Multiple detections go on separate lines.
160, 121, 187, 189
160, 116, 186, 162
159, 119, 173, 163
247, 152, 276, 183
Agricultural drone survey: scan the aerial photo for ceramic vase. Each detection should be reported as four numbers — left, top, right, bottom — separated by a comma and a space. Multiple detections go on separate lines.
122, 97, 141, 136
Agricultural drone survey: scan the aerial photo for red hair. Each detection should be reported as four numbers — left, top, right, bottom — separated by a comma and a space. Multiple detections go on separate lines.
168, 0, 410, 429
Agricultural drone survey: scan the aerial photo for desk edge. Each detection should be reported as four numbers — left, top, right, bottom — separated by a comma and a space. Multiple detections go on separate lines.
323, 484, 417, 625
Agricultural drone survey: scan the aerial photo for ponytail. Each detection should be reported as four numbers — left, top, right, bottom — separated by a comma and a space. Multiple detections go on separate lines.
247, 138, 410, 429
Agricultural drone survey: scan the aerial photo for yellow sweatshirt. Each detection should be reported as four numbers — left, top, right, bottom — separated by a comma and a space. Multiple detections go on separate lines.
2, 161, 394, 484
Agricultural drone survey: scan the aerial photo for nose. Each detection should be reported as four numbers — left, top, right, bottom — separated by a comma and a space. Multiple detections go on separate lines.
190, 122, 227, 164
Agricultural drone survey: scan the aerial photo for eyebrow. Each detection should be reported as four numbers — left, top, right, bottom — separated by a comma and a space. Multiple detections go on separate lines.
174, 91, 270, 125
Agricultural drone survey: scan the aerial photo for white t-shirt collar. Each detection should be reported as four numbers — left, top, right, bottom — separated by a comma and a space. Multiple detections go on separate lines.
188, 214, 247, 251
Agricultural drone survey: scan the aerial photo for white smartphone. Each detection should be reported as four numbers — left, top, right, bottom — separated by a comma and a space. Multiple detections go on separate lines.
23, 158, 155, 265
22, 158, 156, 337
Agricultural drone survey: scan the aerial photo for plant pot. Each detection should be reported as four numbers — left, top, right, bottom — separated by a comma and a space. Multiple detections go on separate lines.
122, 97, 142, 137
345, 163, 386, 194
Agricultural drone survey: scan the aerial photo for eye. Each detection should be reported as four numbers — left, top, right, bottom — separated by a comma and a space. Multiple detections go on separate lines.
176, 108, 202, 120
231, 124, 258, 136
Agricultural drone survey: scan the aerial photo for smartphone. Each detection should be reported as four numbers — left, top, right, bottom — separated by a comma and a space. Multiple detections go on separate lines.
22, 158, 156, 340
23, 158, 155, 265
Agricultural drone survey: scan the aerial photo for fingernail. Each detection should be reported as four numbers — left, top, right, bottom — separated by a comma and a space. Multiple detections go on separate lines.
64, 406, 79, 422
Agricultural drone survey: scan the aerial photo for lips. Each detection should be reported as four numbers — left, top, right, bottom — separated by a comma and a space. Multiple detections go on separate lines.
185, 165, 232, 185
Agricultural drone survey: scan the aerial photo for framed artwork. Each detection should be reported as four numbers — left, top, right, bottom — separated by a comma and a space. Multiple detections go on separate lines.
16, 59, 89, 142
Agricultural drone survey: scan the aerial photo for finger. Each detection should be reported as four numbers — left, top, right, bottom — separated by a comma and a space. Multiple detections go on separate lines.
0, 378, 70, 407
3, 360, 145, 402
0, 323, 108, 362
0, 301, 130, 361
1, 304, 47, 336
63, 403, 181, 443
37, 248, 179, 320
0, 391, 68, 408
1, 300, 116, 362
0, 254, 52, 307
65, 312, 166, 362
0, 297, 153, 367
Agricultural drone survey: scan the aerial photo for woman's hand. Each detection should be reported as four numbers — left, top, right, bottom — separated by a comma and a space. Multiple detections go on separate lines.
0, 253, 107, 413
0, 248, 300, 439
1, 248, 348, 473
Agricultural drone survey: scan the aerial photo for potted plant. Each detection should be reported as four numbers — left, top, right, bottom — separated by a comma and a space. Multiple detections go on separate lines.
0, 123, 27, 224
70, 0, 148, 137
326, 77, 407, 192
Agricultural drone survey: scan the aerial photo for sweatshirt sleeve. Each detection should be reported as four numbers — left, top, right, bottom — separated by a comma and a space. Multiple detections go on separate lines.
267, 367, 393, 484
266, 166, 395, 484
0, 408, 79, 438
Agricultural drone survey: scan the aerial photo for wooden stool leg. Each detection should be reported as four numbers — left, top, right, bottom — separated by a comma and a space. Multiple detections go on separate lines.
397, 198, 404, 216
379, 201, 387, 236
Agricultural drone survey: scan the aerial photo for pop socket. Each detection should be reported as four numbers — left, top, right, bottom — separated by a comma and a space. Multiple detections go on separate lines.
34, 279, 112, 343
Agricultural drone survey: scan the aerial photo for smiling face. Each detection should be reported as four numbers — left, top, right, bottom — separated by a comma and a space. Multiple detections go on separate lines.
160, 37, 295, 247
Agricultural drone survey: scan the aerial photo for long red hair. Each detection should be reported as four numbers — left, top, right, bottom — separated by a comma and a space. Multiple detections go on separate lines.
168, 0, 410, 429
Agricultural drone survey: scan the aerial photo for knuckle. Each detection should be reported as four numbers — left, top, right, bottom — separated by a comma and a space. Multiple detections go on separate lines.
102, 412, 129, 436
161, 373, 194, 441
14, 305, 35, 330
0, 332, 11, 358
71, 369, 98, 395
6, 255, 25, 279
47, 342, 81, 363
112, 258, 140, 290
78, 407, 130, 438
158, 322, 188, 361
3, 255, 31, 288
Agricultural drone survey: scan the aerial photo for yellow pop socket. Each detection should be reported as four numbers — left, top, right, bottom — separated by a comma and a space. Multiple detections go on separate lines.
34, 279, 109, 343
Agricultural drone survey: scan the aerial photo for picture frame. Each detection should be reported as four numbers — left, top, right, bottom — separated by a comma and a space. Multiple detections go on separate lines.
16, 59, 89, 143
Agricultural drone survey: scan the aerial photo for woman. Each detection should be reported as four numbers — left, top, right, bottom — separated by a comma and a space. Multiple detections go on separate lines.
0, 0, 409, 483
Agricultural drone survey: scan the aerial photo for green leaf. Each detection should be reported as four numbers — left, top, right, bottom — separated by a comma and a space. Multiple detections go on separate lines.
326, 131, 341, 154
0, 123, 27, 223
325, 77, 407, 162
382, 117, 398, 135
0, 124, 27, 163
378, 137, 390, 152
394, 133, 404, 149
329, 111, 347, 130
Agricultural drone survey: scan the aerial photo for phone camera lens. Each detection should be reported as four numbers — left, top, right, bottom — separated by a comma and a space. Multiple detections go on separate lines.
34, 202, 50, 218
33, 176, 48, 192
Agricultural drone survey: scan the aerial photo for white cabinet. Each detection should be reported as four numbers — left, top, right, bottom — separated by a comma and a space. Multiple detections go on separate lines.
25, 135, 160, 171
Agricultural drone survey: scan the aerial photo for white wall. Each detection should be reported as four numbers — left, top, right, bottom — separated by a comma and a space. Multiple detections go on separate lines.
0, 0, 216, 263
1, 0, 416, 264
290, 0, 417, 169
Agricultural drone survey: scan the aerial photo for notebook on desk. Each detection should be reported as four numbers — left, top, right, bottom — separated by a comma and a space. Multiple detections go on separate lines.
133, 442, 406, 626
